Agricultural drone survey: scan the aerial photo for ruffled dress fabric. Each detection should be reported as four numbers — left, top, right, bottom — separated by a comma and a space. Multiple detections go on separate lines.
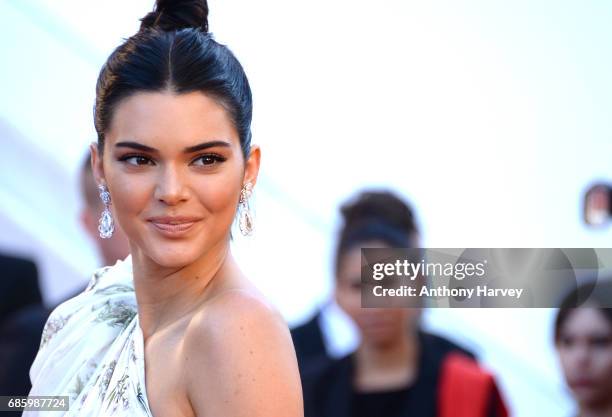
24, 256, 153, 416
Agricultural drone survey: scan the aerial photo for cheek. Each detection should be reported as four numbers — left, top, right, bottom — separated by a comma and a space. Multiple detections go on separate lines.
109, 172, 150, 205
105, 174, 153, 237
557, 349, 575, 375
194, 172, 241, 215
390, 310, 411, 324
336, 287, 360, 316
404, 309, 420, 324
586, 349, 612, 402
592, 349, 612, 378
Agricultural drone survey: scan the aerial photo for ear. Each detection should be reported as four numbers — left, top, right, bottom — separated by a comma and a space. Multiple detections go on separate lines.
243, 144, 261, 187
89, 142, 106, 186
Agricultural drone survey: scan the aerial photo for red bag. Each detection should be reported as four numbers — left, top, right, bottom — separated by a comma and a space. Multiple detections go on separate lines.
438, 353, 509, 417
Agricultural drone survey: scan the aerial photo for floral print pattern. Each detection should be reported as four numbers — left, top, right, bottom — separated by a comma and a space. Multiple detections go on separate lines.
24, 256, 153, 417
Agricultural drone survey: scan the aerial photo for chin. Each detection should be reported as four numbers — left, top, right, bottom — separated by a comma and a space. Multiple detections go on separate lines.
145, 243, 203, 268
362, 330, 397, 348
572, 388, 602, 407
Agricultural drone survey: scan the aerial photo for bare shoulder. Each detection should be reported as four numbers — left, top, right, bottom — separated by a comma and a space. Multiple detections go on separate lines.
207, 287, 285, 329
187, 288, 288, 350
183, 289, 303, 417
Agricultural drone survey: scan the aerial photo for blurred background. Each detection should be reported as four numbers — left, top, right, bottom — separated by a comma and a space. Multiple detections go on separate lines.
1, 1, 611, 416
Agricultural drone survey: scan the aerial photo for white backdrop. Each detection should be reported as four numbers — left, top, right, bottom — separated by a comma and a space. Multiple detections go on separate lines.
2, 1, 612, 416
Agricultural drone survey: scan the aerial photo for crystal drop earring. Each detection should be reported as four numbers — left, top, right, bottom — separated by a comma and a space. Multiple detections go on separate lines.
98, 184, 114, 239
239, 182, 254, 236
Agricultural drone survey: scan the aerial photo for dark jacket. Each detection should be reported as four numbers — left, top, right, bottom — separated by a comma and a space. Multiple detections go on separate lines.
301, 331, 506, 417
0, 304, 50, 396
0, 254, 41, 324
291, 310, 328, 373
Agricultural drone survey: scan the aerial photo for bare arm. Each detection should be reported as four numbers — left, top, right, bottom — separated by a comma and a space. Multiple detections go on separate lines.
184, 290, 304, 417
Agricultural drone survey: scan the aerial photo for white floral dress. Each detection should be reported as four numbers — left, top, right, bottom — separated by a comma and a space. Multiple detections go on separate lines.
25, 256, 153, 416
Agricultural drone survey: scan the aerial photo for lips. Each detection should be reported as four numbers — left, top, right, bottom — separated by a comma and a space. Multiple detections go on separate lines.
147, 216, 202, 237
570, 378, 596, 388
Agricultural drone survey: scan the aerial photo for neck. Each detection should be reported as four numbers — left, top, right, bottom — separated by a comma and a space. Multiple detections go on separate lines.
131, 237, 233, 341
579, 401, 612, 417
355, 331, 418, 370
353, 330, 419, 391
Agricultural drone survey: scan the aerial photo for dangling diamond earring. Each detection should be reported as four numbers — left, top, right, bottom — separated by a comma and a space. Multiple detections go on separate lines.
239, 182, 254, 236
98, 184, 114, 239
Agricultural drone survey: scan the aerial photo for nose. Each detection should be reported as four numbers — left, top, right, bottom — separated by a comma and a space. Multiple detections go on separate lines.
571, 343, 592, 369
154, 163, 190, 205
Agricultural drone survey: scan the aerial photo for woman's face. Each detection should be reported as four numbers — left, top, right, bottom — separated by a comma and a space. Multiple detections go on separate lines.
91, 91, 260, 268
335, 241, 419, 348
556, 308, 612, 408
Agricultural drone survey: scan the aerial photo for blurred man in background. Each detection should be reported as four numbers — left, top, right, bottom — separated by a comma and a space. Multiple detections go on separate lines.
78, 152, 129, 267
0, 151, 130, 400
0, 254, 44, 399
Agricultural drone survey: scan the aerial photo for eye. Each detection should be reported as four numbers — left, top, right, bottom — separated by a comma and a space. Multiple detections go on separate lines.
191, 154, 226, 167
119, 155, 154, 166
558, 335, 574, 347
590, 335, 612, 348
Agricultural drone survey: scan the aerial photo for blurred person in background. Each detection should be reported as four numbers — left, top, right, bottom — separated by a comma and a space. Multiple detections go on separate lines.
79, 151, 130, 267
555, 281, 612, 417
583, 184, 612, 227
291, 190, 423, 371
0, 254, 41, 322
291, 297, 359, 374
302, 190, 508, 417
0, 152, 131, 398
0, 254, 44, 397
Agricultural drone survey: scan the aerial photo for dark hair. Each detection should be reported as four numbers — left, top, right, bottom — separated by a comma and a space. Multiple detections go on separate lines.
335, 190, 419, 275
94, 0, 252, 159
554, 280, 612, 343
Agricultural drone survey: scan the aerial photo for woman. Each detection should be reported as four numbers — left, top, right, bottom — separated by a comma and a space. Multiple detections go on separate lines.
302, 190, 508, 417
555, 281, 612, 417
25, 1, 303, 416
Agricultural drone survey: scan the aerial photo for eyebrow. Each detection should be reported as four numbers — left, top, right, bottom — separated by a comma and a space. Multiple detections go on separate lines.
115, 140, 232, 153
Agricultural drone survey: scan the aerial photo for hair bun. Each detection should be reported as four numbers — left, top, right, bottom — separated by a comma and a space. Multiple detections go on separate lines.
340, 190, 417, 236
140, 0, 209, 32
